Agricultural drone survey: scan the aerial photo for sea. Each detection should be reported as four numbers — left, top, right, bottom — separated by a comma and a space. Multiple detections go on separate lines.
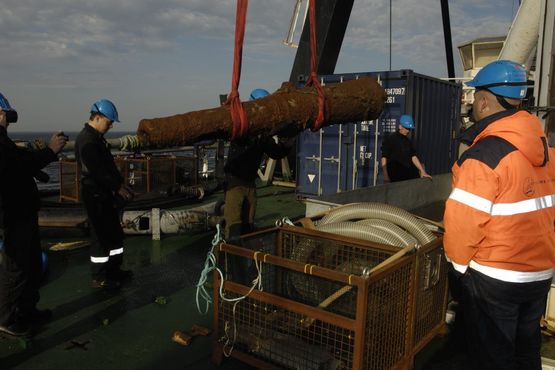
9, 131, 135, 191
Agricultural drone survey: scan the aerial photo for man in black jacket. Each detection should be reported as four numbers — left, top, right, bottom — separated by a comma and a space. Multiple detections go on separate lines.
223, 89, 293, 284
380, 114, 431, 182
75, 99, 133, 290
223, 134, 292, 240
0, 92, 67, 337
223, 89, 293, 242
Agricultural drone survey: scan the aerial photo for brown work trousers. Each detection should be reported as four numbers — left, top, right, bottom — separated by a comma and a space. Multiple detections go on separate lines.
223, 185, 257, 240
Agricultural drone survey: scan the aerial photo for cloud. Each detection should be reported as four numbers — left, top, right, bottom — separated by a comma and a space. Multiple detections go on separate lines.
337, 0, 514, 75
0, 0, 514, 76
0, 0, 519, 131
0, 0, 294, 86
0, 0, 289, 59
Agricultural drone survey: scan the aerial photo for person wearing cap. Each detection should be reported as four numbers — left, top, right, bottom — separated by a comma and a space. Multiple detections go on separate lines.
0, 92, 67, 337
380, 114, 431, 183
444, 60, 555, 369
75, 99, 133, 290
223, 88, 293, 283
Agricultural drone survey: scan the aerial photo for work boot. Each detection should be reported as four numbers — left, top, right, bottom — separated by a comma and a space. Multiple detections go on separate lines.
0, 320, 31, 338
91, 279, 121, 290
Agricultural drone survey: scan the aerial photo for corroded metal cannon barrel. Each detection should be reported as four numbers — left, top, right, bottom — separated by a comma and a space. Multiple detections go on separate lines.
137, 77, 386, 148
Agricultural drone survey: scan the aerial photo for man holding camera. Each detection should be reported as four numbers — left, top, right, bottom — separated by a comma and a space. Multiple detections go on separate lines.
75, 99, 133, 290
0, 92, 67, 337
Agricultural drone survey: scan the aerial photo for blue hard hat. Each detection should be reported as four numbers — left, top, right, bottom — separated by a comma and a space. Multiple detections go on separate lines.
399, 115, 414, 129
0, 92, 15, 112
249, 88, 270, 101
90, 99, 120, 122
466, 60, 529, 99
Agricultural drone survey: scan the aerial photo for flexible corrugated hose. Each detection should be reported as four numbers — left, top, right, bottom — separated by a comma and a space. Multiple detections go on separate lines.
287, 203, 437, 304
318, 222, 405, 248
318, 202, 436, 245
356, 219, 419, 247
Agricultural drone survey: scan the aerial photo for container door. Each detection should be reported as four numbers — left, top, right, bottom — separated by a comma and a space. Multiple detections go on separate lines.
337, 123, 354, 192
319, 124, 344, 195
296, 69, 460, 194
296, 124, 345, 196
353, 119, 380, 188
374, 76, 409, 185
405, 73, 461, 175
296, 129, 321, 196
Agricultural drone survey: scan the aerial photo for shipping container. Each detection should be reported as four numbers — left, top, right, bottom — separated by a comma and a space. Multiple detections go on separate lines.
296, 69, 461, 196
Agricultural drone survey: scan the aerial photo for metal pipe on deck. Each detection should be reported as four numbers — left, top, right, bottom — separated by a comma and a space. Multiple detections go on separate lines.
62, 135, 140, 152
17, 135, 142, 153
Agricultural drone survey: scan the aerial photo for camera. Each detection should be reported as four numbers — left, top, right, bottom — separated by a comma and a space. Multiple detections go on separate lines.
5, 110, 17, 124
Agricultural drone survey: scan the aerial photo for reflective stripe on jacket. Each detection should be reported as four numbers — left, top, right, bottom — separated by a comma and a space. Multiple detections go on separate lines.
444, 110, 555, 283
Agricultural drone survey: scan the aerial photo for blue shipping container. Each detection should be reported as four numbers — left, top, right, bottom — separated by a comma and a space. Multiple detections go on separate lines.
296, 70, 461, 196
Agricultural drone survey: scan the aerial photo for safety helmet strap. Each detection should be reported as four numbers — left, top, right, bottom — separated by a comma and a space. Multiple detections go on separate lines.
475, 81, 528, 89
495, 94, 520, 110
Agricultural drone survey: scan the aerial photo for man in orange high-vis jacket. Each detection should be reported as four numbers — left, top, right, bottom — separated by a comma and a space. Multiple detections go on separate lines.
444, 60, 555, 370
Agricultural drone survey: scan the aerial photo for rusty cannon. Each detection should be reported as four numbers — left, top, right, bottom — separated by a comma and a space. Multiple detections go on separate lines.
137, 77, 386, 148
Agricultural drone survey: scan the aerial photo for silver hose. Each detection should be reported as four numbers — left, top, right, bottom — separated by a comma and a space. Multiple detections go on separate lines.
356, 219, 418, 247
318, 202, 436, 245
318, 222, 406, 248
289, 202, 436, 303
287, 222, 405, 304
288, 221, 405, 303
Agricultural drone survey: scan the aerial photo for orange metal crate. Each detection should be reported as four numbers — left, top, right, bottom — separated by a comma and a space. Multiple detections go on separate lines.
212, 226, 447, 370
115, 155, 197, 194
59, 155, 197, 202
59, 159, 80, 203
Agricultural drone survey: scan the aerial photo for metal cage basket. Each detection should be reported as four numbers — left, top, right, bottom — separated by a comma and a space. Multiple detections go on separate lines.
58, 155, 198, 202
212, 225, 447, 370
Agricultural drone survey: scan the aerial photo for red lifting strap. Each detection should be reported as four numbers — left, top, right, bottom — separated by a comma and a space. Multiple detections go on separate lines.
304, 0, 326, 131
225, 0, 249, 140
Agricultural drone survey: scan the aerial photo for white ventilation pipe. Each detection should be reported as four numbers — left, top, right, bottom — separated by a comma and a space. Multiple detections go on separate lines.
498, 0, 541, 65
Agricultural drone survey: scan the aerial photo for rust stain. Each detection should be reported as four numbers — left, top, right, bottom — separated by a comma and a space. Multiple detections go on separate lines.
137, 77, 386, 148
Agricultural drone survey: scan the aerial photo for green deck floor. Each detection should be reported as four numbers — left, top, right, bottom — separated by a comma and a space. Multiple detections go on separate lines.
1, 185, 301, 370
2, 184, 554, 369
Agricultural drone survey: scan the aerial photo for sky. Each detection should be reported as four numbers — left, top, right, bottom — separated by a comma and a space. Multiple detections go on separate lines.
0, 0, 519, 132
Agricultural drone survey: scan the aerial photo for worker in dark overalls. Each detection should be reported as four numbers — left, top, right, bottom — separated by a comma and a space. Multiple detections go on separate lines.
380, 114, 431, 182
0, 92, 67, 337
75, 99, 133, 290
223, 88, 293, 284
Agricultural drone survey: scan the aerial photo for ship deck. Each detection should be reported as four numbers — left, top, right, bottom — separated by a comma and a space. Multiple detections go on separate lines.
2, 183, 555, 369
